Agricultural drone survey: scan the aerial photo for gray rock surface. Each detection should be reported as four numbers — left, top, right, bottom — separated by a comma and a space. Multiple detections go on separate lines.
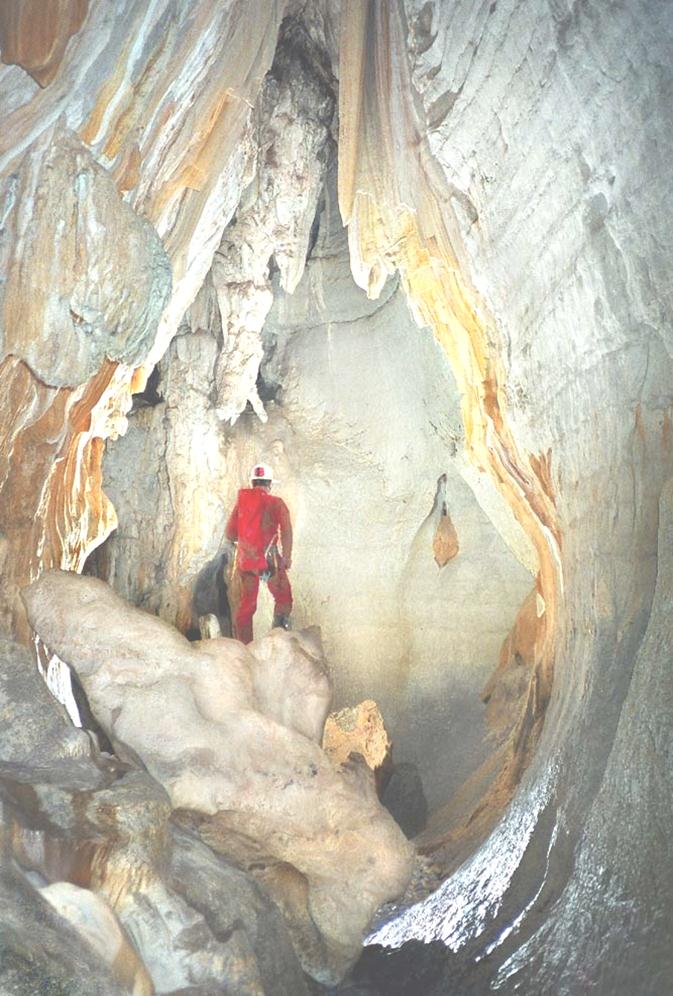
0, 865, 126, 996
0, 635, 91, 764
0, 127, 171, 388
359, 2, 673, 992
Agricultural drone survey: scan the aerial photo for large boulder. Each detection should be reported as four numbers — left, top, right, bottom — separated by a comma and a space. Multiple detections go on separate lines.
0, 631, 309, 995
22, 570, 415, 984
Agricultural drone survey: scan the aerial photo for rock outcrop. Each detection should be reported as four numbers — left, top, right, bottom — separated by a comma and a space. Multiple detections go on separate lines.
211, 15, 335, 423
0, 0, 286, 641
323, 699, 392, 779
98, 160, 533, 813
0, 632, 308, 994
1, 127, 171, 388
22, 570, 414, 984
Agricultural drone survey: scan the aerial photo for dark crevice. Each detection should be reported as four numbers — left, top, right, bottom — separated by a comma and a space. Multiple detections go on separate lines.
129, 365, 163, 412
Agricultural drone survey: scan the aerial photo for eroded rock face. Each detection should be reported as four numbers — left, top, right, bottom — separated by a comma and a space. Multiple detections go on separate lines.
0, 0, 286, 640
0, 0, 88, 87
323, 699, 392, 774
249, 626, 333, 743
354, 1, 673, 992
22, 570, 414, 983
212, 15, 336, 423
1, 127, 171, 388
1, 0, 672, 992
40, 882, 154, 996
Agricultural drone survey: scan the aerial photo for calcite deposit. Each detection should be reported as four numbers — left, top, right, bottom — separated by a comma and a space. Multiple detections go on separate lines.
98, 163, 533, 813
323, 700, 392, 774
211, 16, 335, 423
23, 570, 414, 984
0, 0, 286, 641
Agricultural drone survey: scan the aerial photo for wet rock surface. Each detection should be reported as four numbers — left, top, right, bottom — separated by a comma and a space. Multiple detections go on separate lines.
99, 160, 533, 814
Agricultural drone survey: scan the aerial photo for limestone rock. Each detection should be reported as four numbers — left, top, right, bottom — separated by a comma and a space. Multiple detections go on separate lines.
480, 587, 541, 745
170, 827, 309, 996
323, 699, 392, 776
40, 882, 154, 996
0, 0, 286, 640
0, 634, 91, 764
99, 161, 532, 816
22, 570, 415, 984
0, 629, 308, 995
249, 626, 333, 742
211, 15, 335, 423
0, 0, 88, 88
0, 865, 126, 996
1, 127, 171, 389
3, 0, 673, 991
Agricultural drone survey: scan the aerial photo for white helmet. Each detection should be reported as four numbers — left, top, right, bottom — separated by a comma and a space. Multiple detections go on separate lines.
250, 462, 274, 484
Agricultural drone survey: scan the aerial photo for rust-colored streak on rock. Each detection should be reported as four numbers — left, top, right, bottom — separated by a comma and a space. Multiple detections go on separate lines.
0, 1, 285, 644
0, 357, 123, 641
481, 587, 543, 744
114, 143, 142, 193
529, 448, 556, 508
0, 0, 88, 87
323, 699, 393, 777
433, 512, 459, 567
338, 0, 563, 847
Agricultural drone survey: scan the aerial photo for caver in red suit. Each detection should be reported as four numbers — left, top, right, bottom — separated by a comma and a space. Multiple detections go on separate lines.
225, 463, 293, 645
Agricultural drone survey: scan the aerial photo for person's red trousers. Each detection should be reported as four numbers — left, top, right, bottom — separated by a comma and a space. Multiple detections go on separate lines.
234, 567, 292, 645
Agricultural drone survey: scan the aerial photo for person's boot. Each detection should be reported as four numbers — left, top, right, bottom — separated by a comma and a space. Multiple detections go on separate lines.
272, 613, 291, 630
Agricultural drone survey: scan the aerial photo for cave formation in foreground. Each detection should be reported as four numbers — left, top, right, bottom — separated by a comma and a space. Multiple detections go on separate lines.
1, 1, 672, 994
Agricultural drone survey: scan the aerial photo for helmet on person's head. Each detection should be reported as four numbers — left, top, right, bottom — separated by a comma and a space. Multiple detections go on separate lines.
250, 463, 274, 485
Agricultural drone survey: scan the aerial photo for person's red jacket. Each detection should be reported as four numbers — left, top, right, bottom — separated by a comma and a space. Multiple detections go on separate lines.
226, 488, 292, 572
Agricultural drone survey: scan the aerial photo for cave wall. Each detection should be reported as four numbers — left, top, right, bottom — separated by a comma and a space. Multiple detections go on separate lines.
100, 163, 533, 809
0, 0, 287, 640
363, 0, 673, 991
0, 0, 672, 992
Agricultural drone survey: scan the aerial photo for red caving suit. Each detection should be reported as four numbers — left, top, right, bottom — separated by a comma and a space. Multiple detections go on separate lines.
225, 487, 293, 644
